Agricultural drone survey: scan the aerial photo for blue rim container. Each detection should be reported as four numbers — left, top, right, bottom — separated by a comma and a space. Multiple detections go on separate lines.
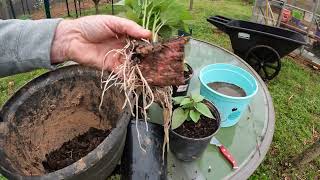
199, 64, 258, 127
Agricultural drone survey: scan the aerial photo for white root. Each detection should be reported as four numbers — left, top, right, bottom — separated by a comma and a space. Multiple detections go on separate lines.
154, 87, 173, 160
99, 38, 173, 156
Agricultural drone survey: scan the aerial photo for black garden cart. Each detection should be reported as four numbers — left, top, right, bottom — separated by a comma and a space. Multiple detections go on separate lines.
207, 15, 307, 80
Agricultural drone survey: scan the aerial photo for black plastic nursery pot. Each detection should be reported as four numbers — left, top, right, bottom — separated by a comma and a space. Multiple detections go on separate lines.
121, 120, 167, 180
172, 63, 193, 97
169, 100, 221, 162
0, 65, 131, 180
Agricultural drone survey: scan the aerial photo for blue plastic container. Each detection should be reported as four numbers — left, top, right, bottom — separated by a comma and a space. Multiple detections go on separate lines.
199, 64, 258, 127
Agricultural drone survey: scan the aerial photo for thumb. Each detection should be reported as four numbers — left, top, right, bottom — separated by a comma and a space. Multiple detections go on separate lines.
105, 15, 152, 39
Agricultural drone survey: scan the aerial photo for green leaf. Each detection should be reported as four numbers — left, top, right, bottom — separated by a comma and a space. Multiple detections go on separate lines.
125, 7, 142, 24
158, 25, 173, 40
195, 102, 214, 119
189, 110, 201, 123
125, 0, 141, 11
172, 107, 189, 129
159, 2, 192, 27
172, 96, 185, 105
182, 103, 194, 109
191, 93, 204, 103
180, 98, 192, 106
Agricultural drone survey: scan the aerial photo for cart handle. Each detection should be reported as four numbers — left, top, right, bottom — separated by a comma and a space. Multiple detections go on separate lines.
207, 15, 233, 32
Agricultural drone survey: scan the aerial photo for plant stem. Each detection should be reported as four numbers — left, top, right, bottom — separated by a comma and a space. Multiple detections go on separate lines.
152, 13, 160, 42
153, 21, 165, 42
146, 6, 154, 30
142, 0, 147, 28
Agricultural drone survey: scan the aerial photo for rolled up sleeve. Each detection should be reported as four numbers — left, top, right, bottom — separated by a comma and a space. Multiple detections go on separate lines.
0, 19, 62, 77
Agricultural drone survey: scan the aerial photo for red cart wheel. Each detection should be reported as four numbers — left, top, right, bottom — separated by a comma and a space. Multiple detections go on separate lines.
245, 45, 281, 80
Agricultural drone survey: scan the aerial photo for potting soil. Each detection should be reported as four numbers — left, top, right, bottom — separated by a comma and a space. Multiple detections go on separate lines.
42, 127, 111, 172
173, 116, 218, 138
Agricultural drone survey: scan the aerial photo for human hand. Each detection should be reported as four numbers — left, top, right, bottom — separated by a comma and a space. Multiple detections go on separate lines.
50, 15, 151, 71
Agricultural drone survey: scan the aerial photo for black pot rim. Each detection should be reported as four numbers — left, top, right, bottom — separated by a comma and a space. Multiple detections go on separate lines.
184, 63, 194, 82
0, 65, 131, 178
170, 99, 221, 141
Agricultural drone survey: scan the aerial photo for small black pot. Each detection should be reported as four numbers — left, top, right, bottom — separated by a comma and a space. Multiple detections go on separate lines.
169, 100, 221, 161
172, 63, 193, 97
178, 28, 193, 37
121, 120, 167, 180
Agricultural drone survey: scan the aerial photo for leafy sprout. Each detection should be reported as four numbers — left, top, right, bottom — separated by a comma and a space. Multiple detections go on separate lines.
171, 94, 215, 129
125, 0, 192, 42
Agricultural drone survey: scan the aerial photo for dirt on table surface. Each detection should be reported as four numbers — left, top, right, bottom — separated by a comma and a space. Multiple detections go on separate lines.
174, 116, 218, 138
42, 127, 111, 172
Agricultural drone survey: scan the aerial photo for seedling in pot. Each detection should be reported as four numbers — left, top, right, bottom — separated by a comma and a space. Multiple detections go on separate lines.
169, 94, 220, 161
171, 94, 214, 129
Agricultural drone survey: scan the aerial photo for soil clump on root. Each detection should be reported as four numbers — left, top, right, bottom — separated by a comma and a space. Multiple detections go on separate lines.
133, 37, 189, 86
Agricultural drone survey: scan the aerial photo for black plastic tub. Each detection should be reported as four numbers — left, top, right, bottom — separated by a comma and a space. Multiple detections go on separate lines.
121, 120, 167, 180
0, 65, 131, 180
169, 100, 221, 161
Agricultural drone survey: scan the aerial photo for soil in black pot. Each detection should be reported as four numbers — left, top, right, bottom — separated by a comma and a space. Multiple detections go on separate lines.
207, 82, 246, 97
173, 116, 219, 138
42, 127, 111, 172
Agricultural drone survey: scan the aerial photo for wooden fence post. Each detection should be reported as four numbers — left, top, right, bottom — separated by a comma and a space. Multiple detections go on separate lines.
189, 0, 193, 10
8, 0, 16, 18
44, 0, 51, 18
66, 0, 71, 17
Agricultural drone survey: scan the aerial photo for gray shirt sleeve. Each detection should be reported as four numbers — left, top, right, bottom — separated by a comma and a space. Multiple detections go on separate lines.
0, 19, 62, 77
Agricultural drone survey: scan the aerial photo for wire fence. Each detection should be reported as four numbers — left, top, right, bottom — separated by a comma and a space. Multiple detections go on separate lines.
0, 0, 112, 20
252, 0, 320, 62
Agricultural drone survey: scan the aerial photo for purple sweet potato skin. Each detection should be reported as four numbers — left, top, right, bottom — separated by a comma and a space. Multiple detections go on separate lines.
133, 37, 189, 86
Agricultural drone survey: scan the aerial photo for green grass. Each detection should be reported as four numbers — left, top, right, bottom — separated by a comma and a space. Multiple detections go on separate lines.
1, 0, 319, 179
180, 0, 320, 178
0, 69, 47, 106
251, 59, 320, 179
18, 14, 32, 20
0, 174, 5, 180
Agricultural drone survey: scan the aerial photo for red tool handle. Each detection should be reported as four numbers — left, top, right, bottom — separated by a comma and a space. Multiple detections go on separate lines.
219, 145, 239, 169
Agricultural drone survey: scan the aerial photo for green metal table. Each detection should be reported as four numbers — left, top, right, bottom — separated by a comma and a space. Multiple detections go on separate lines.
148, 39, 275, 179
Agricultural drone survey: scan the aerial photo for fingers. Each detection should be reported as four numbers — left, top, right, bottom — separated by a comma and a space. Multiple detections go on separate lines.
105, 15, 152, 39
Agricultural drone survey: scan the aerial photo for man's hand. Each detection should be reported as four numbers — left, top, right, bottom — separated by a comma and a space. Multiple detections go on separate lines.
50, 15, 151, 71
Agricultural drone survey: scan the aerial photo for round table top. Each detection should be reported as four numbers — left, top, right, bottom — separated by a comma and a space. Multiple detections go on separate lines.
148, 39, 275, 179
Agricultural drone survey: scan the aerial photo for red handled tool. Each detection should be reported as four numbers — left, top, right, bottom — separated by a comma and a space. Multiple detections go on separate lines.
210, 137, 239, 169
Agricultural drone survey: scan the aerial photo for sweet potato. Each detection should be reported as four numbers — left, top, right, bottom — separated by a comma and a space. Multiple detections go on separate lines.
132, 37, 189, 86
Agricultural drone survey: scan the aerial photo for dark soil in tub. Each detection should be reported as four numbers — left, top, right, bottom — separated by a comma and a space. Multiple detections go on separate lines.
42, 127, 111, 172
173, 116, 219, 138
207, 82, 247, 97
